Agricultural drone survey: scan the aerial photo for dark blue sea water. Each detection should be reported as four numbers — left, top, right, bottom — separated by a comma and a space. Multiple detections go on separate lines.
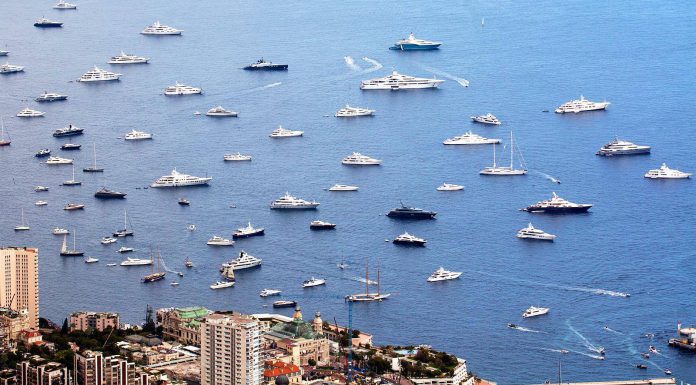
1, 0, 695, 383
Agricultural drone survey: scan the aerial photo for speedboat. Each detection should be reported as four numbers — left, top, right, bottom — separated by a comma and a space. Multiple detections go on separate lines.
342, 152, 382, 165
78, 66, 121, 82
223, 153, 252, 161
436, 183, 464, 191
124, 130, 153, 140
522, 306, 550, 318
470, 113, 501, 125
260, 289, 282, 297
35, 149, 51, 157
427, 267, 462, 282
389, 33, 441, 50
34, 18, 63, 28
517, 223, 556, 241
273, 300, 297, 308
207, 236, 234, 246
644, 163, 691, 179
335, 105, 375, 117
596, 138, 650, 156
84, 257, 99, 263
17, 108, 44, 117
269, 125, 303, 138
34, 186, 50, 192
393, 232, 427, 246
52, 124, 83, 137
34, 200, 48, 206
170, 282, 179, 286
361, 71, 444, 90
555, 95, 610, 113
210, 280, 235, 289
108, 51, 149, 64
443, 131, 500, 145
386, 203, 437, 219
63, 203, 84, 210
117, 247, 134, 253
53, 0, 77, 9
178, 198, 190, 206
664, 369, 672, 375
164, 82, 201, 95
100, 237, 117, 244
220, 250, 262, 270
636, 364, 647, 370
206, 106, 238, 117
243, 58, 288, 71
185, 258, 193, 268
45, 156, 73, 165
60, 143, 81, 151
329, 184, 359, 191
35, 92, 68, 102
233, 222, 265, 238
141, 21, 182, 35
52, 228, 69, 235
270, 192, 319, 209
310, 220, 336, 230
151, 168, 212, 187
522, 192, 592, 214
120, 257, 152, 266
302, 277, 326, 288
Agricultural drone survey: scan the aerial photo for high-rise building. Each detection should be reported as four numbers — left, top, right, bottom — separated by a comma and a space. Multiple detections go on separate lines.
0, 248, 39, 329
74, 350, 103, 385
70, 312, 120, 332
200, 313, 262, 385
17, 357, 69, 385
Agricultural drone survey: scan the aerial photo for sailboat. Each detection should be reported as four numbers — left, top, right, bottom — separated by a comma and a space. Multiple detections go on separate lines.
345, 261, 390, 302
14, 208, 30, 231
142, 250, 166, 283
60, 231, 84, 256
62, 164, 81, 185
479, 131, 527, 175
113, 209, 134, 237
0, 117, 10, 146
83, 143, 104, 172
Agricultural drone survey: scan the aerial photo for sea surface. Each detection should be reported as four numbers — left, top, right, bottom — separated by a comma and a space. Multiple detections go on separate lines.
1, 0, 695, 383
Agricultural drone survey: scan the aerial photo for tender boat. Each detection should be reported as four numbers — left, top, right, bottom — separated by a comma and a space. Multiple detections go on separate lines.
117, 247, 134, 253
52, 228, 69, 235
0, 50, 7, 56
361, 71, 444, 90
17, 108, 44, 117
34, 201, 48, 206
100, 237, 117, 244
270, 192, 319, 209
45, 156, 73, 165
555, 95, 610, 114
517, 223, 556, 241
596, 137, 650, 156
164, 82, 201, 95
14, 208, 30, 231
522, 192, 592, 214
141, 21, 182, 35
52, 124, 83, 137
342, 152, 382, 165
436, 183, 464, 191
185, 257, 193, 268
178, 198, 190, 206
63, 203, 84, 210
243, 58, 288, 71
84, 257, 99, 263
120, 257, 152, 266
35, 149, 51, 157
386, 203, 437, 219
220, 250, 262, 270
210, 280, 235, 289
480, 132, 527, 175
207, 236, 234, 246
645, 163, 691, 179
443, 131, 500, 145
273, 300, 297, 308
302, 277, 326, 288
310, 220, 336, 230
77, 66, 121, 82
232, 222, 265, 238
53, 0, 77, 9
59, 232, 83, 256
0, 62, 24, 74
522, 306, 550, 318
393, 232, 427, 246
329, 184, 359, 191
427, 267, 462, 282
34, 18, 63, 28
108, 51, 149, 64
269, 125, 303, 138
94, 187, 127, 199
260, 289, 282, 297
35, 92, 68, 102
389, 33, 441, 50
124, 130, 153, 140
470, 113, 501, 125
151, 168, 212, 187
335, 105, 375, 117
60, 143, 81, 151
206, 106, 238, 117
223, 153, 252, 161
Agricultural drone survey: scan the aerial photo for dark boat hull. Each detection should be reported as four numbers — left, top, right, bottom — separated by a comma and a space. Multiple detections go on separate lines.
36, 96, 68, 102
244, 65, 288, 71
52, 130, 83, 137
34, 23, 63, 28
310, 225, 336, 230
273, 301, 297, 308
95, 192, 127, 199
596, 149, 651, 157
60, 251, 84, 257
386, 212, 437, 219
233, 230, 264, 239
393, 240, 426, 246
61, 145, 81, 151
113, 230, 133, 237
523, 205, 592, 214
83, 167, 104, 173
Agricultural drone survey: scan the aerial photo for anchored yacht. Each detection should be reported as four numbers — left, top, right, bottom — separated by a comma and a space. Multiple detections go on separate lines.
436, 183, 464, 191
120, 257, 152, 266
517, 223, 556, 241
310, 220, 336, 230
164, 82, 202, 95
471, 113, 501, 125
78, 66, 121, 82
34, 201, 47, 206
124, 130, 152, 140
596, 138, 650, 156
389, 33, 441, 50
151, 169, 211, 187
387, 203, 437, 219
335, 105, 375, 117
94, 187, 126, 199
480, 132, 527, 175
60, 143, 81, 151
243, 58, 288, 71
52, 124, 83, 137
14, 208, 30, 231
269, 125, 303, 137
393, 232, 427, 245
45, 156, 73, 165
206, 106, 238, 117
232, 222, 265, 238
100, 236, 116, 244
270, 193, 319, 209
342, 152, 382, 165
555, 96, 610, 113
108, 51, 149, 64
522, 192, 592, 214
644, 163, 691, 179
522, 306, 550, 318
63, 203, 84, 210
223, 153, 252, 161
0, 62, 24, 74
35, 186, 50, 192
141, 21, 182, 35
0, 50, 7, 56
52, 228, 69, 235
53, 0, 77, 9
329, 184, 359, 191
302, 277, 326, 288
17, 108, 44, 117
443, 131, 500, 145
221, 250, 262, 270
35, 92, 68, 102
260, 289, 282, 297
210, 280, 235, 289
117, 246, 134, 253
361, 71, 444, 90
207, 236, 234, 246
35, 149, 51, 157
427, 267, 462, 282
34, 18, 63, 27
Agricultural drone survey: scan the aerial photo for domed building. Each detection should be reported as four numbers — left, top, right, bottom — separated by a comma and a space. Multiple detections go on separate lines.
264, 306, 330, 366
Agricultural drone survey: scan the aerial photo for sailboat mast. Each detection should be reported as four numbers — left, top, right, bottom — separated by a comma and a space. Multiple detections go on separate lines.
377, 265, 381, 295
92, 142, 97, 167
510, 132, 514, 169
365, 261, 369, 296
492, 143, 497, 168
73, 230, 77, 250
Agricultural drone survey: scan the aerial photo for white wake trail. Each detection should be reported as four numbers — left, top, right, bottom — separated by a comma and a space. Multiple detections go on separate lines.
421, 65, 470, 87
534, 171, 561, 184
361, 57, 383, 73
344, 56, 361, 71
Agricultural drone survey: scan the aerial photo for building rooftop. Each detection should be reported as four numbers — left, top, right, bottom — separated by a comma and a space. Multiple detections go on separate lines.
176, 307, 212, 319
264, 361, 301, 378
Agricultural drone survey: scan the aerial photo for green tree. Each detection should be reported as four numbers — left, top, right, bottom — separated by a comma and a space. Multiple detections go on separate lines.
61, 318, 69, 334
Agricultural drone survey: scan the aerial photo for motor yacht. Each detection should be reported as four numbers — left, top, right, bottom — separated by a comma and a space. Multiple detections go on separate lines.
427, 267, 462, 282
0, 50, 8, 56
223, 153, 252, 161
470, 113, 501, 125
436, 183, 464, 191
389, 33, 441, 50
273, 300, 297, 308
386, 203, 437, 219
335, 105, 375, 117
35, 149, 51, 157
596, 138, 650, 156
34, 18, 63, 28
342, 152, 382, 165
302, 277, 326, 288
480, 132, 527, 175
45, 156, 73, 165
63, 203, 84, 210
393, 232, 427, 245
178, 198, 190, 206
0, 62, 24, 74
443, 131, 500, 145
555, 96, 610, 113
94, 187, 126, 199
151, 168, 212, 187
120, 257, 152, 266
232, 222, 265, 238
210, 280, 235, 289
53, 124, 83, 137
17, 108, 44, 117
221, 250, 262, 270
60, 143, 81, 151
84, 257, 99, 263
644, 163, 692, 179
270, 192, 319, 209
124, 130, 152, 140
521, 192, 592, 213
207, 236, 234, 246
329, 184, 359, 191
206, 106, 238, 117
269, 125, 303, 138
78, 66, 121, 82
243, 58, 288, 71
260, 289, 282, 297
117, 247, 134, 253
516, 223, 556, 241
35, 186, 50, 192
141, 21, 182, 35
100, 236, 117, 244
34, 201, 48, 206
522, 306, 550, 318
164, 82, 201, 95
310, 220, 336, 230
361, 71, 444, 90
35, 92, 67, 102
53, 0, 77, 9
108, 51, 149, 64
52, 228, 69, 235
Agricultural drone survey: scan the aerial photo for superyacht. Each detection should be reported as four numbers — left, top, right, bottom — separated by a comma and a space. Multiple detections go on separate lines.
596, 138, 650, 156
207, 236, 234, 246
342, 152, 382, 165
35, 92, 68, 102
223, 153, 252, 161
120, 257, 152, 266
393, 232, 427, 245
521, 192, 592, 214
443, 131, 500, 145
329, 184, 359, 191
108, 51, 150, 64
270, 192, 319, 209
150, 169, 212, 187
164, 82, 202, 95
206, 106, 238, 117
555, 96, 610, 113
232, 222, 265, 238
516, 223, 556, 241
45, 156, 73, 165
16, 108, 44, 117
522, 306, 550, 318
52, 124, 83, 137
361, 71, 444, 90
386, 203, 437, 219
269, 125, 303, 137
335, 105, 375, 117
243, 58, 288, 71
53, 0, 77, 9
78, 66, 121, 82
644, 163, 691, 179
310, 220, 336, 230
480, 132, 527, 175
141, 21, 183, 35
470, 113, 501, 125
124, 130, 152, 140
427, 267, 462, 282
389, 33, 441, 50
220, 250, 262, 270
94, 187, 127, 199
0, 62, 24, 74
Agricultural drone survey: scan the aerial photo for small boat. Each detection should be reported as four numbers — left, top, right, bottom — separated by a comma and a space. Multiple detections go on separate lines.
63, 203, 84, 210
35, 149, 51, 157
649, 346, 658, 354
84, 257, 99, 263
664, 369, 672, 375
592, 355, 605, 360
260, 289, 282, 297
187, 224, 196, 231
206, 106, 238, 117
62, 165, 81, 186
14, 208, 30, 231
273, 300, 297, 308
177, 272, 183, 277
393, 232, 427, 246
113, 210, 134, 237
328, 184, 359, 191
83, 143, 104, 172
52, 228, 69, 235
507, 323, 519, 329
106, 263, 117, 267
178, 198, 190, 206
310, 220, 336, 230
185, 257, 193, 268
636, 364, 647, 369
0, 118, 10, 146
210, 280, 235, 289
60, 143, 81, 151
170, 282, 179, 286
522, 306, 550, 318
436, 183, 464, 191
34, 200, 47, 206
100, 237, 117, 244
207, 236, 234, 246
337, 262, 348, 269
46, 156, 73, 165
641, 353, 650, 359
117, 246, 134, 253
223, 153, 252, 161
243, 58, 288, 71
193, 111, 201, 115
302, 277, 326, 288
34, 186, 49, 192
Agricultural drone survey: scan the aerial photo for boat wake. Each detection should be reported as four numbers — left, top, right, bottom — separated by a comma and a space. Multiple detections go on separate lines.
565, 348, 604, 360
236, 82, 282, 96
420, 65, 469, 87
535, 171, 561, 184
511, 325, 542, 333
603, 325, 623, 335
352, 276, 377, 285
539, 348, 569, 354
361, 57, 383, 73
344, 56, 362, 71
567, 321, 604, 354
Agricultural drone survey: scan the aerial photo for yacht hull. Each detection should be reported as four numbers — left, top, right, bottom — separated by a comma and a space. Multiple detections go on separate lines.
522, 206, 591, 214
389, 44, 441, 50
596, 149, 651, 156
360, 82, 441, 90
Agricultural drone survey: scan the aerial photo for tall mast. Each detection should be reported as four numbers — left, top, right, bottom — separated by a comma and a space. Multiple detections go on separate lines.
510, 131, 514, 169
365, 261, 369, 296
73, 230, 77, 250
492, 143, 497, 168
92, 142, 97, 167
377, 264, 381, 295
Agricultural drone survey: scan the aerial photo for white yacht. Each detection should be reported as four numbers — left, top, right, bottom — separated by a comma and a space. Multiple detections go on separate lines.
117, 246, 134, 253
329, 184, 359, 191
120, 257, 152, 266
443, 131, 500, 145
270, 192, 319, 209
223, 153, 252, 161
427, 267, 462, 282
389, 33, 442, 50
522, 306, 550, 318
35, 92, 68, 102
436, 183, 464, 191
124, 130, 153, 140
516, 223, 556, 241
164, 82, 201, 95
470, 113, 501, 125
210, 280, 235, 289
221, 250, 262, 270
84, 257, 99, 263
53, 0, 77, 9
596, 138, 650, 156
206, 106, 238, 117
108, 51, 149, 64
45, 156, 73, 165
269, 125, 303, 138
151, 169, 212, 187
335, 105, 375, 117
34, 200, 48, 206
78, 66, 122, 82
342, 152, 382, 165
52, 228, 69, 235
16, 108, 45, 117
302, 277, 326, 288
14, 209, 30, 231
480, 132, 527, 175
232, 222, 265, 238
141, 21, 183, 35
207, 236, 234, 246
260, 289, 282, 297
361, 71, 444, 90
0, 62, 24, 74
34, 186, 50, 192
100, 236, 117, 244
393, 232, 427, 245
555, 96, 610, 113
644, 163, 692, 179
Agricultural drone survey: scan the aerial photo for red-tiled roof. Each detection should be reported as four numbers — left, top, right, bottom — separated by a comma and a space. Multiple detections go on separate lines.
264, 361, 300, 377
